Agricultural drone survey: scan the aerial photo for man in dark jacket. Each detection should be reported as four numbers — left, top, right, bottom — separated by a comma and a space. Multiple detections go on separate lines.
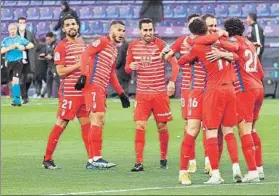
247, 13, 265, 61
140, 0, 164, 28
17, 17, 37, 104
53, 1, 80, 40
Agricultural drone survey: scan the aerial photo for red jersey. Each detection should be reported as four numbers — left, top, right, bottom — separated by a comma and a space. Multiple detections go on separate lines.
178, 43, 239, 91
125, 37, 178, 93
81, 36, 123, 94
54, 37, 86, 97
220, 36, 264, 92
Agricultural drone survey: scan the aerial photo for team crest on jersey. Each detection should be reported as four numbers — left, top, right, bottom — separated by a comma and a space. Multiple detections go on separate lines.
92, 39, 101, 47
54, 52, 60, 61
141, 56, 152, 68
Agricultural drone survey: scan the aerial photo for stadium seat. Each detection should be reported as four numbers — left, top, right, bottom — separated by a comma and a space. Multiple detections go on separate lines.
1, 8, 14, 21
187, 5, 201, 16
270, 3, 279, 17
93, 7, 107, 18
257, 4, 270, 17
14, 8, 27, 20
174, 5, 187, 18
79, 7, 93, 19
133, 6, 140, 18
125, 20, 138, 28
4, 0, 17, 6
109, 0, 121, 3
26, 22, 35, 34
202, 5, 215, 15
17, 1, 30, 6
257, 19, 267, 26
53, 7, 61, 20
121, 0, 135, 4
163, 0, 177, 4
37, 22, 50, 36
1, 22, 8, 34
160, 20, 171, 27
80, 21, 90, 34
106, 6, 120, 18
215, 4, 229, 17
69, 1, 83, 5
27, 8, 40, 20
228, 4, 242, 17
82, 0, 96, 5
49, 21, 58, 32
242, 4, 257, 17
29, 0, 43, 6
102, 21, 110, 33
164, 5, 174, 19
40, 8, 53, 20
119, 6, 134, 19
88, 21, 103, 34
42, 0, 56, 5
71, 7, 80, 17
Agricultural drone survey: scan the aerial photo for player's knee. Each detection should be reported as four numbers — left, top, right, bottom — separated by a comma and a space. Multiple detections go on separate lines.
56, 118, 69, 128
90, 112, 105, 127
157, 122, 167, 132
136, 121, 147, 130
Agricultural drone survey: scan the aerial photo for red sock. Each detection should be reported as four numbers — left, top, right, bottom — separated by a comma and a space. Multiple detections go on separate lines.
252, 132, 262, 167
180, 134, 195, 170
203, 130, 208, 157
88, 125, 103, 158
81, 123, 90, 158
44, 125, 64, 161
159, 129, 169, 160
135, 129, 145, 163
218, 129, 224, 161
190, 139, 196, 160
225, 133, 239, 164
207, 138, 219, 170
241, 134, 257, 171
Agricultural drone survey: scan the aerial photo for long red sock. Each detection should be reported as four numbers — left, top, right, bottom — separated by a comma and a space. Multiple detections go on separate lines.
190, 139, 196, 160
225, 133, 239, 164
252, 132, 262, 167
88, 125, 103, 158
207, 138, 219, 170
158, 129, 169, 160
180, 134, 195, 170
135, 129, 145, 163
241, 134, 257, 171
202, 129, 208, 157
217, 129, 224, 161
81, 123, 90, 158
44, 125, 65, 161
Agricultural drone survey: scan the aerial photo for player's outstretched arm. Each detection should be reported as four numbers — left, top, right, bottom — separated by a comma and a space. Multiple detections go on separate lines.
178, 52, 196, 66
125, 43, 135, 74
219, 37, 239, 52
206, 48, 239, 62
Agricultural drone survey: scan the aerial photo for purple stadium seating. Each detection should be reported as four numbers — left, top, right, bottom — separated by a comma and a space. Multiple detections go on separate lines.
202, 5, 215, 15
215, 4, 229, 17
106, 6, 120, 18
29, 0, 43, 6
14, 8, 27, 20
69, 1, 83, 5
119, 6, 134, 19
53, 7, 61, 20
164, 5, 174, 19
40, 8, 53, 20
174, 5, 187, 18
270, 3, 279, 16
42, 0, 56, 5
80, 21, 90, 35
88, 21, 103, 34
37, 22, 50, 36
228, 4, 242, 17
1, 22, 8, 34
26, 22, 35, 34
79, 7, 93, 19
187, 5, 201, 16
242, 4, 257, 17
4, 0, 17, 6
27, 8, 40, 20
17, 1, 30, 6
102, 21, 110, 33
1, 8, 13, 21
93, 6, 107, 18
133, 6, 140, 18
257, 4, 271, 17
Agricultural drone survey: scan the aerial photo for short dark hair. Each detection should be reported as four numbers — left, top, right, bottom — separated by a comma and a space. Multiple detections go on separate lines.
17, 17, 26, 22
46, 32, 55, 38
248, 13, 257, 22
110, 20, 125, 27
139, 18, 153, 29
187, 13, 200, 22
201, 14, 216, 21
224, 18, 245, 36
189, 18, 207, 35
62, 14, 77, 26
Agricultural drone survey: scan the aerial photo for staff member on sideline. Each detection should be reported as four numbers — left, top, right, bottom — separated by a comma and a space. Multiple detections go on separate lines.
1, 23, 34, 106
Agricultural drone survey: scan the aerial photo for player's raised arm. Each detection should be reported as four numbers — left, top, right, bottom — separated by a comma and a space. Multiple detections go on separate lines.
178, 50, 197, 66
161, 36, 184, 60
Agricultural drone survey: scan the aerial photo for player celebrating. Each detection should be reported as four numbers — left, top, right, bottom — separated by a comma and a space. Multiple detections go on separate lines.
207, 18, 263, 182
162, 13, 201, 174
125, 18, 179, 172
42, 15, 90, 169
75, 20, 130, 169
178, 18, 240, 184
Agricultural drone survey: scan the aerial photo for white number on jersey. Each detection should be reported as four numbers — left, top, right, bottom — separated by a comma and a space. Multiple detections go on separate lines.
61, 99, 72, 109
244, 49, 257, 72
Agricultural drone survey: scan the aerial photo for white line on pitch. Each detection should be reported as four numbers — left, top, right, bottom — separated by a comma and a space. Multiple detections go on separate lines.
49, 181, 279, 195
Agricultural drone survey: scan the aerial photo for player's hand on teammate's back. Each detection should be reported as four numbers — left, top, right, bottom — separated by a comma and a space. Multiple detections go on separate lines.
74, 75, 87, 90
119, 93, 130, 108
129, 62, 139, 70
206, 47, 222, 62
167, 81, 175, 96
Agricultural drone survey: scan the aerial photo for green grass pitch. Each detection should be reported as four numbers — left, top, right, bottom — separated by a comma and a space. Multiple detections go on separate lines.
1, 98, 279, 195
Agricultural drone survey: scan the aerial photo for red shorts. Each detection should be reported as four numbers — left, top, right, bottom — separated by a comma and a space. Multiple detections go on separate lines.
236, 88, 264, 122
180, 90, 189, 119
134, 92, 173, 122
187, 89, 203, 120
203, 85, 237, 129
57, 96, 88, 120
83, 83, 107, 112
